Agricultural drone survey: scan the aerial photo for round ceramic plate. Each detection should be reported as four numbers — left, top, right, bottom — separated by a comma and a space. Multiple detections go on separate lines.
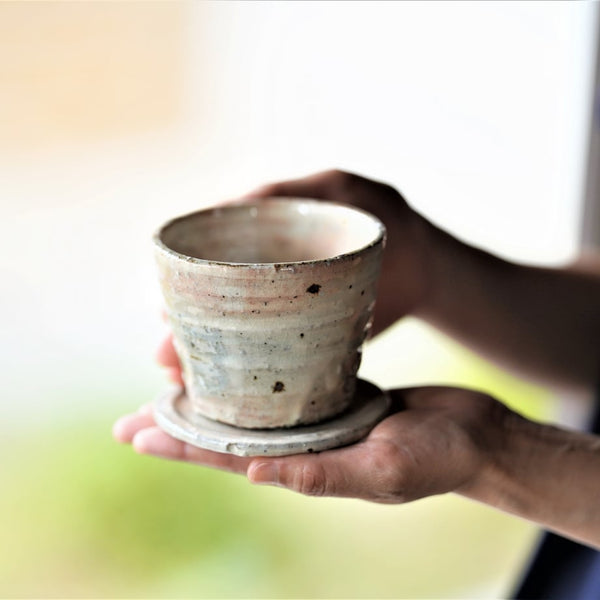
154, 379, 392, 457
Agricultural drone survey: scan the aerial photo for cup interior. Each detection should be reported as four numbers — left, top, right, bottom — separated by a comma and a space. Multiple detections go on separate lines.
157, 199, 384, 264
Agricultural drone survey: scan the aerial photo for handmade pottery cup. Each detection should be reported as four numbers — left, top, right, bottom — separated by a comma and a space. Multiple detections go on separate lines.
153, 198, 386, 429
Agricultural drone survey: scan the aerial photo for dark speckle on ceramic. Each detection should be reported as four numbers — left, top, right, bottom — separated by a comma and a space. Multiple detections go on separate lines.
272, 381, 285, 393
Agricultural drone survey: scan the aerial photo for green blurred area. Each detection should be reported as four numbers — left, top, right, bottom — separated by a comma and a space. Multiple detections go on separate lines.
1, 322, 552, 598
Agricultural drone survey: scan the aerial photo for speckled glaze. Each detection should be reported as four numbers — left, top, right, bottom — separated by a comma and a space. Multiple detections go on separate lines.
154, 198, 385, 429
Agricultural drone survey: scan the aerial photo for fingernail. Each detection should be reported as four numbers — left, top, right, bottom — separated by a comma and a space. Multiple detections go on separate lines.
249, 462, 279, 485
132, 429, 153, 454
111, 418, 127, 442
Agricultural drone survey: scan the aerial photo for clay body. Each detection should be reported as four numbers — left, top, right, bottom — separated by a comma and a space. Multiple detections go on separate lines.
154, 199, 385, 429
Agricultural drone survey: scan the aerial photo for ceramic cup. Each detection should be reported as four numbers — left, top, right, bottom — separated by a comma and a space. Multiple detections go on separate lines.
153, 198, 386, 429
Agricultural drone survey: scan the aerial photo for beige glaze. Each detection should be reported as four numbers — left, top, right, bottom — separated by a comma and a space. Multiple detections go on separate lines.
154, 199, 385, 429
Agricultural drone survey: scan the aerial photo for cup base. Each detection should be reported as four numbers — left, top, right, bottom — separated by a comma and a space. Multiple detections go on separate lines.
153, 379, 391, 457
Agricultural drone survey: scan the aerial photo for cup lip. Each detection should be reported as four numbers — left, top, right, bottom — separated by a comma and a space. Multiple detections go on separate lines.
153, 197, 386, 268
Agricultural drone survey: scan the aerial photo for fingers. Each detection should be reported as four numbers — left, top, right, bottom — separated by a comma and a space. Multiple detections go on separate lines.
115, 405, 390, 491
156, 333, 179, 368
166, 367, 184, 386
244, 388, 502, 502
243, 169, 347, 201
131, 427, 253, 474
112, 405, 156, 443
114, 386, 501, 502
248, 452, 346, 496
113, 407, 252, 474
244, 169, 390, 204
243, 169, 405, 246
246, 438, 402, 502
156, 333, 184, 385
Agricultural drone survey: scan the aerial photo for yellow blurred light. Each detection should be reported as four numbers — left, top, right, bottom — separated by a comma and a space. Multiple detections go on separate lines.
0, 2, 185, 151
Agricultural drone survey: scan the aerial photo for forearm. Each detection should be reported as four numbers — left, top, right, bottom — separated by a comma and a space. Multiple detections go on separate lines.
413, 219, 600, 392
459, 412, 600, 549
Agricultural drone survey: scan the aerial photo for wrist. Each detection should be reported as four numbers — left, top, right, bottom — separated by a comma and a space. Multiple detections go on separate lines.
456, 407, 527, 505
457, 408, 600, 547
390, 209, 440, 319
403, 214, 467, 320
451, 397, 518, 501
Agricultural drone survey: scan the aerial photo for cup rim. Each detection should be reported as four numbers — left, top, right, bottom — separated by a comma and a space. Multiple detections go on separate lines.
153, 197, 386, 268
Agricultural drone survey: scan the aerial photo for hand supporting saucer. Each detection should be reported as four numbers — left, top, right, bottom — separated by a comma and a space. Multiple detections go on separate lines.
154, 379, 391, 457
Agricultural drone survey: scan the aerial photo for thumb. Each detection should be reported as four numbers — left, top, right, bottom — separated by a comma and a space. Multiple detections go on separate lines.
246, 441, 396, 501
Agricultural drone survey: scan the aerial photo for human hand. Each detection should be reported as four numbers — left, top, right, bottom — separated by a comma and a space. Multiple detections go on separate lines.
157, 170, 433, 384
112, 386, 510, 503
244, 169, 431, 336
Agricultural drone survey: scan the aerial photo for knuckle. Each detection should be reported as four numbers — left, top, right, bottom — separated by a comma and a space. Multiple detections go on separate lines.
377, 181, 402, 199
378, 468, 409, 503
369, 443, 412, 502
326, 170, 403, 206
253, 183, 279, 198
291, 464, 328, 497
372, 440, 405, 471
327, 169, 356, 190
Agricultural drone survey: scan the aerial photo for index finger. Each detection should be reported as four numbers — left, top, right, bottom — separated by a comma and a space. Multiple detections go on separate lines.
242, 169, 361, 202
242, 170, 404, 225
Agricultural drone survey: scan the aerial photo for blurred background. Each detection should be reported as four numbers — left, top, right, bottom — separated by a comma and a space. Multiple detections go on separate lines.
1, 1, 598, 597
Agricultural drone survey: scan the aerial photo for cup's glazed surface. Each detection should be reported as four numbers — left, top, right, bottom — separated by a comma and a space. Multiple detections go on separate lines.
154, 198, 385, 429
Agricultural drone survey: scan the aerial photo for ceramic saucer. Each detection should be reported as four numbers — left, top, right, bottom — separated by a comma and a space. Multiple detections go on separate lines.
154, 379, 391, 457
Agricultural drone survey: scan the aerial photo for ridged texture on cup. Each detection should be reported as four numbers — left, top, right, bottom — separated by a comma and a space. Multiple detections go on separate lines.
154, 201, 384, 429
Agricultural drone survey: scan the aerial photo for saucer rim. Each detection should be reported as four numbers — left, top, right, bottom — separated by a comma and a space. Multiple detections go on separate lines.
153, 379, 392, 457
